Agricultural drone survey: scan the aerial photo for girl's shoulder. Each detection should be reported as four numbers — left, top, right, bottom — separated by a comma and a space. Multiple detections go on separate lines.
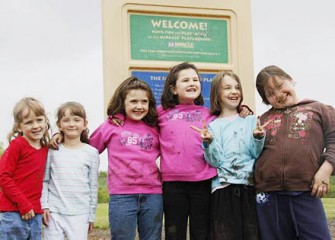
244, 114, 258, 122
210, 114, 256, 126
82, 143, 100, 156
10, 135, 35, 149
96, 119, 118, 131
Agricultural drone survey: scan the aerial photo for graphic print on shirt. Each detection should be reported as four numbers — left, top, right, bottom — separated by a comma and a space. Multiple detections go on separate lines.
264, 106, 313, 145
120, 130, 154, 150
256, 192, 270, 205
288, 106, 313, 142
166, 109, 202, 122
263, 112, 283, 145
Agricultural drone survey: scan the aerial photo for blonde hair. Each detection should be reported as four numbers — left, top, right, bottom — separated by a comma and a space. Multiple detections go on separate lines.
56, 102, 89, 144
8, 97, 50, 146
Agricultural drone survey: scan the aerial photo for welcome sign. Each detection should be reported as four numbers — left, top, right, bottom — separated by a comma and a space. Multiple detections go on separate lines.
130, 14, 228, 63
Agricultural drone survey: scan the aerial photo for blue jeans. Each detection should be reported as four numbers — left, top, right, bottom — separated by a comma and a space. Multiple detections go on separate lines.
109, 194, 163, 240
0, 212, 42, 240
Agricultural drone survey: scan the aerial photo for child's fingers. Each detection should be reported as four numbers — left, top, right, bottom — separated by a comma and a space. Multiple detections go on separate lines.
256, 118, 272, 132
256, 116, 261, 127
261, 119, 272, 128
191, 125, 202, 133
311, 180, 329, 198
202, 119, 207, 129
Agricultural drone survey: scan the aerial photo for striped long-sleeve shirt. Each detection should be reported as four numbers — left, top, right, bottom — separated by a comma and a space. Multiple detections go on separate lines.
41, 143, 100, 222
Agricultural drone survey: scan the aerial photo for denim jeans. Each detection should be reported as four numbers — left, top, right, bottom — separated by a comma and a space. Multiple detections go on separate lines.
0, 212, 42, 240
109, 194, 163, 240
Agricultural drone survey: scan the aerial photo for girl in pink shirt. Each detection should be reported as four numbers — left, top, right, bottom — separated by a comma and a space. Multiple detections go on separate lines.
159, 62, 216, 239
90, 77, 162, 240
108, 63, 252, 239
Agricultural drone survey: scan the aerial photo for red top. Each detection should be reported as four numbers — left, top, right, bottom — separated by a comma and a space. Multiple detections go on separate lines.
0, 136, 48, 215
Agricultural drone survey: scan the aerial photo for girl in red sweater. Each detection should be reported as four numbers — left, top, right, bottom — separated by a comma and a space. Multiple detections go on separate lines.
0, 97, 50, 240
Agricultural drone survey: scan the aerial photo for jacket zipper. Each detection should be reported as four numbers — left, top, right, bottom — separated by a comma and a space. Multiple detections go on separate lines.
281, 109, 290, 190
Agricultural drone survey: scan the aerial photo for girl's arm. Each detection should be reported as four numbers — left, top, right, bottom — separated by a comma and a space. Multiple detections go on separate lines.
311, 160, 333, 198
239, 105, 254, 118
108, 113, 125, 127
88, 222, 94, 234
41, 152, 52, 211
49, 133, 63, 150
89, 121, 112, 153
42, 209, 51, 226
202, 125, 226, 168
88, 149, 100, 223
250, 117, 267, 158
311, 103, 335, 197
191, 122, 225, 168
203, 138, 226, 168
0, 143, 33, 215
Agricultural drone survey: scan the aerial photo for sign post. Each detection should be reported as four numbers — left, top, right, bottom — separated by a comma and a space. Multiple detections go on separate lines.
102, 0, 254, 110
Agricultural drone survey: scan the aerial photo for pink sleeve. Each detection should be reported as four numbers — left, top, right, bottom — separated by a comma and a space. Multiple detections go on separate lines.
90, 121, 114, 154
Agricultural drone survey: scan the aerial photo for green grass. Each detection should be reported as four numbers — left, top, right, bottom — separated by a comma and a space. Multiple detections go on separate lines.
95, 203, 109, 230
94, 199, 335, 230
323, 198, 335, 220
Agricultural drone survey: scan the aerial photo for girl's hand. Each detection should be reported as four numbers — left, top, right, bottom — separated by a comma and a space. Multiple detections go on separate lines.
239, 105, 253, 118
22, 209, 35, 221
49, 132, 63, 150
88, 222, 94, 234
191, 120, 213, 143
42, 209, 51, 226
253, 117, 270, 139
108, 115, 124, 127
311, 161, 333, 198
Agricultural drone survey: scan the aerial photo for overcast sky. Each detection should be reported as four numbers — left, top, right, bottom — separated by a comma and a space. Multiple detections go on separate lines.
1, 1, 335, 170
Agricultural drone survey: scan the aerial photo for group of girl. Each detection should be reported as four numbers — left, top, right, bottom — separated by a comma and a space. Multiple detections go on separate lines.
0, 99, 100, 240
0, 62, 334, 240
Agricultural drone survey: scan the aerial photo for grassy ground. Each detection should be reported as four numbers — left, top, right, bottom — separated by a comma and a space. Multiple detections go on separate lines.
95, 203, 109, 230
323, 198, 335, 220
95, 199, 335, 230
91, 175, 335, 239
91, 199, 335, 240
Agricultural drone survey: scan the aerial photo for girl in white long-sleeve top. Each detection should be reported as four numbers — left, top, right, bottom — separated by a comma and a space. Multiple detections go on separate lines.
41, 102, 100, 240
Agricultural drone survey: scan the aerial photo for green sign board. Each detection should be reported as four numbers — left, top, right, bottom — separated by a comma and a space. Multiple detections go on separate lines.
130, 14, 228, 63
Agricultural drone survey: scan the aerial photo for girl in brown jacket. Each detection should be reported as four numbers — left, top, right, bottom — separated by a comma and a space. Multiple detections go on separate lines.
255, 65, 335, 240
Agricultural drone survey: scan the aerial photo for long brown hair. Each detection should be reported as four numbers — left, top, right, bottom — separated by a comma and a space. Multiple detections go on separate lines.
107, 77, 158, 126
161, 62, 204, 109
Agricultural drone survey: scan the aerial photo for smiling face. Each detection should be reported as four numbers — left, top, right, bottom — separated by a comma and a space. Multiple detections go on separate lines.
171, 68, 201, 105
18, 108, 47, 147
219, 75, 242, 113
264, 76, 298, 109
58, 108, 87, 141
124, 89, 149, 121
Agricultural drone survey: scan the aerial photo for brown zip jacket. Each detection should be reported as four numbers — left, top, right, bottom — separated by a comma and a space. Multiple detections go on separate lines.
255, 100, 335, 192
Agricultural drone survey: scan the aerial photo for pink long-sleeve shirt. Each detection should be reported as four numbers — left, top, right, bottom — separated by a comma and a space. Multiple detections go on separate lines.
158, 105, 217, 181
90, 118, 161, 194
